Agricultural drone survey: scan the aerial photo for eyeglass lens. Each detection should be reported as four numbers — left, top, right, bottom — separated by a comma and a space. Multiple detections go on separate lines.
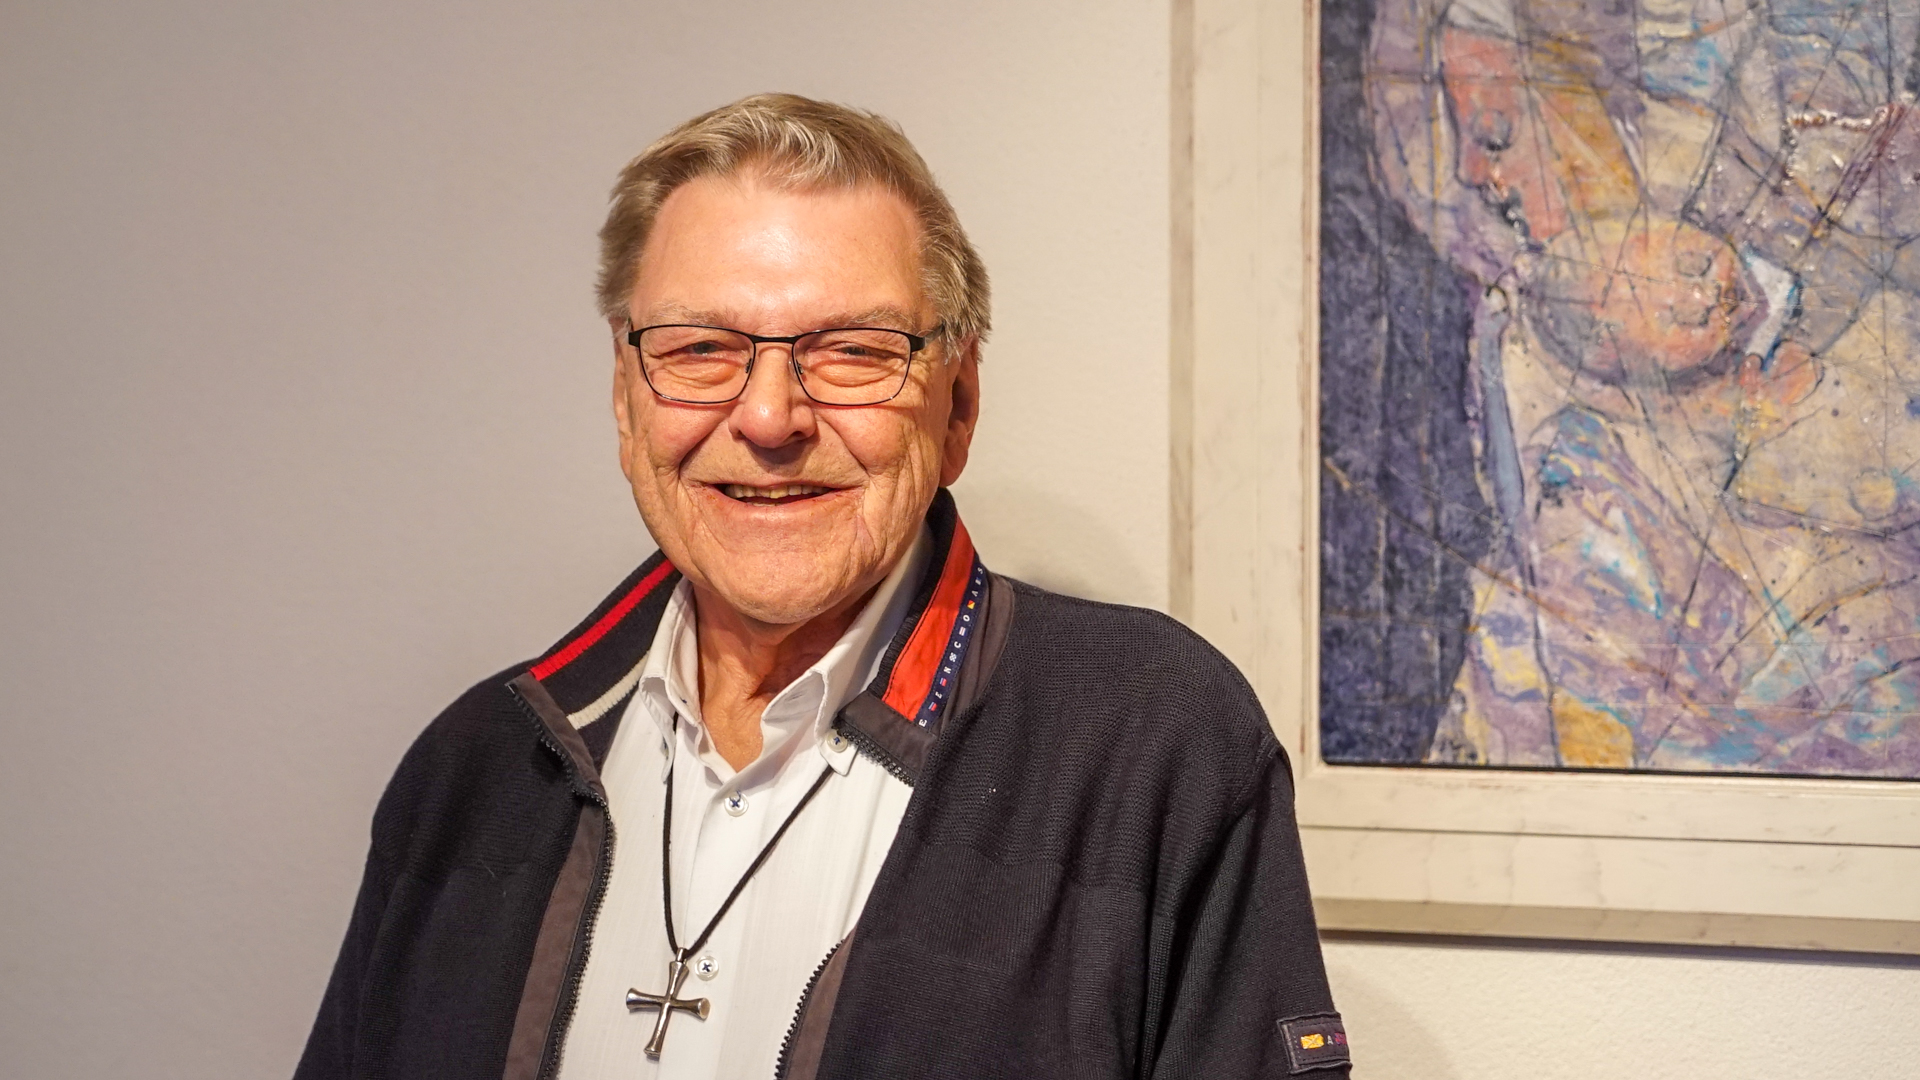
634, 325, 916, 405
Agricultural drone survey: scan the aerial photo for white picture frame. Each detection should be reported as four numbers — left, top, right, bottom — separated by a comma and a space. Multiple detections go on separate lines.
1173, 0, 1920, 954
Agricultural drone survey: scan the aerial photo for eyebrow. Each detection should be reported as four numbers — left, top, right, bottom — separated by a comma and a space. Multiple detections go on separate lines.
635, 304, 922, 332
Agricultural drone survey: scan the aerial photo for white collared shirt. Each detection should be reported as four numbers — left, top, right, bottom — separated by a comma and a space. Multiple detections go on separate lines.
556, 528, 928, 1080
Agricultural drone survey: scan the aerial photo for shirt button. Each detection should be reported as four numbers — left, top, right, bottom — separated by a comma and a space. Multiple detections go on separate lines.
828, 731, 850, 752
694, 954, 720, 980
723, 790, 748, 816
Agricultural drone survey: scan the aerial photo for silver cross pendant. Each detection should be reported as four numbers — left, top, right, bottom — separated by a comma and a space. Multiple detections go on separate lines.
626, 955, 712, 1057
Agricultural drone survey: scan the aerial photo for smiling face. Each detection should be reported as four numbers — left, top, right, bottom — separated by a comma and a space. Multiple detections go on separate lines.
613, 172, 980, 628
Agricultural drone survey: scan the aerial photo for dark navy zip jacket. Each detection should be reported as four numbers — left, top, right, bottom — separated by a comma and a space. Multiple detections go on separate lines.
294, 492, 1348, 1079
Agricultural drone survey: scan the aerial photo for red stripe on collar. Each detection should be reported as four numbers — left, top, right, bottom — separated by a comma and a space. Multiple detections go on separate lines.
531, 559, 676, 681
880, 518, 979, 719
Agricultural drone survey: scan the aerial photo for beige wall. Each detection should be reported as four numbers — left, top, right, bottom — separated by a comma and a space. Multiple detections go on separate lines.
0, 2, 1911, 1078
1326, 936, 1919, 1078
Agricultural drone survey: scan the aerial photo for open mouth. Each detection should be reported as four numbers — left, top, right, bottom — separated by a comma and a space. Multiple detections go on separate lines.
718, 483, 837, 506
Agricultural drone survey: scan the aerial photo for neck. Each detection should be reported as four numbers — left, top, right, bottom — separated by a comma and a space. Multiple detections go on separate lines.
690, 582, 882, 771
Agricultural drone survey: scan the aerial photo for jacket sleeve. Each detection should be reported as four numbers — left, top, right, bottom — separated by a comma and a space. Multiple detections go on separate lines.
292, 839, 396, 1080
1149, 745, 1350, 1079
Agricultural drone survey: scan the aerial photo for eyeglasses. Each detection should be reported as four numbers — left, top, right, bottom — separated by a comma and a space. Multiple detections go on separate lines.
625, 322, 943, 406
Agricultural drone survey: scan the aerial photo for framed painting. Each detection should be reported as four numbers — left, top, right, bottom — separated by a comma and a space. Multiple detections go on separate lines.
1176, 0, 1920, 952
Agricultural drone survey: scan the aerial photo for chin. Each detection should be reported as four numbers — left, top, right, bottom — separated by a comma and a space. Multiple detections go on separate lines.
702, 564, 866, 627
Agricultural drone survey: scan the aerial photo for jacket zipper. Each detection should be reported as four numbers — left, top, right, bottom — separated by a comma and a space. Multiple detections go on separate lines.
773, 937, 845, 1080
835, 720, 914, 787
521, 710, 879, 1078
527, 715, 618, 1080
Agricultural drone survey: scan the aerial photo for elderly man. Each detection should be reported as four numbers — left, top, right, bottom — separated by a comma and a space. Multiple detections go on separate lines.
296, 94, 1346, 1080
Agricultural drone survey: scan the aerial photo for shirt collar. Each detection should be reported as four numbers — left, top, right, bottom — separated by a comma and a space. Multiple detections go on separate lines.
635, 524, 933, 781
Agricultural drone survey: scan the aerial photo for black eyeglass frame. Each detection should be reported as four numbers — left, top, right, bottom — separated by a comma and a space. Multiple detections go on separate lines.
623, 322, 945, 406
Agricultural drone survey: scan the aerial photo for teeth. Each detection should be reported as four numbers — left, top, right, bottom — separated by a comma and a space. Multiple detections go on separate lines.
721, 484, 833, 500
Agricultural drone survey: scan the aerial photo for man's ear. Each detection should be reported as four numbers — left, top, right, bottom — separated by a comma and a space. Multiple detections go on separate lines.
612, 323, 639, 483
938, 336, 981, 487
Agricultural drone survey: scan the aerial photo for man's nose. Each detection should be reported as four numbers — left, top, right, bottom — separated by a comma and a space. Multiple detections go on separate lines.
729, 343, 817, 448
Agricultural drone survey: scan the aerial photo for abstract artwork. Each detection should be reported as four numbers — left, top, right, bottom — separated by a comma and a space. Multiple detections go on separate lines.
1320, 0, 1920, 776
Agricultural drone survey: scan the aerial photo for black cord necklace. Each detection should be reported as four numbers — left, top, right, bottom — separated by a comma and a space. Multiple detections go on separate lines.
624, 720, 837, 1057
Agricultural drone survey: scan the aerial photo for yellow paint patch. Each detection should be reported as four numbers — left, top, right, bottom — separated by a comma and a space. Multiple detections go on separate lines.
1300, 1034, 1326, 1050
1475, 623, 1548, 699
1849, 469, 1901, 521
1554, 695, 1636, 767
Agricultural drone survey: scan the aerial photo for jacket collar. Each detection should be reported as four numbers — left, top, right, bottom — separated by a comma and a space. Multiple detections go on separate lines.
516, 489, 986, 782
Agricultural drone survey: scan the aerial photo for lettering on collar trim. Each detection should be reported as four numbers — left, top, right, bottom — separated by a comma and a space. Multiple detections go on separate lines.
878, 516, 980, 725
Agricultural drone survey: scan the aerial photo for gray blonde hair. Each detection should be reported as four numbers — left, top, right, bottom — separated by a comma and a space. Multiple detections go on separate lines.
597, 93, 991, 347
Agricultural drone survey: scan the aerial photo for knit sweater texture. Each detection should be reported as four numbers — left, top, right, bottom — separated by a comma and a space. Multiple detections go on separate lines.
296, 507, 1345, 1079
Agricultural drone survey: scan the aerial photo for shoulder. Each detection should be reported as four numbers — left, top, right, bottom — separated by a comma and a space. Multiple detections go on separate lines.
990, 577, 1285, 795
368, 661, 559, 857
396, 661, 541, 770
910, 576, 1286, 884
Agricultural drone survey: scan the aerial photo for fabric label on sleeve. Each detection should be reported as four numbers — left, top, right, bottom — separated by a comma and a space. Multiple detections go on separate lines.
1278, 1014, 1350, 1073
